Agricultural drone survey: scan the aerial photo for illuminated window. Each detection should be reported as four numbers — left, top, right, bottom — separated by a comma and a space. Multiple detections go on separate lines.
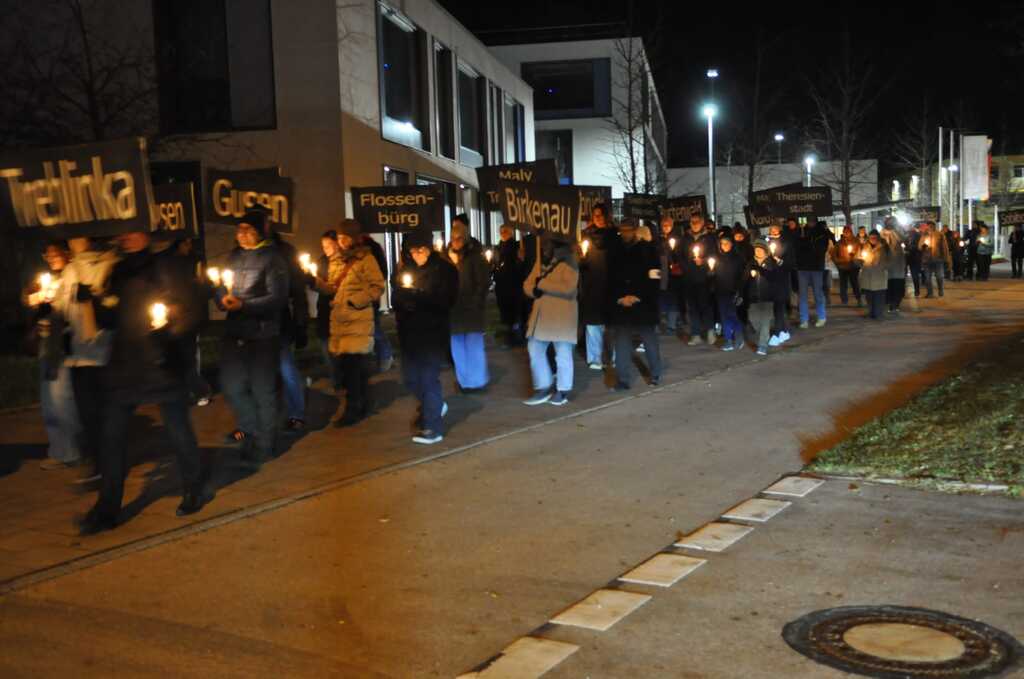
379, 4, 429, 151
458, 65, 485, 167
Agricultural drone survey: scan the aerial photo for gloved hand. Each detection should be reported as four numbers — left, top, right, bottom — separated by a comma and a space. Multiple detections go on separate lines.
294, 323, 308, 350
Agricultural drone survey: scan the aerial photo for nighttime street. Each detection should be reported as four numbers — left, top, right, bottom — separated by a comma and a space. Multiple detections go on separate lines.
2, 0, 1024, 677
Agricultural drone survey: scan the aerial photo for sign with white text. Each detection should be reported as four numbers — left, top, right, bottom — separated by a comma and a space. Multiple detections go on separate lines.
205, 167, 296, 233
751, 184, 833, 219
622, 192, 667, 222
663, 194, 708, 223
999, 207, 1024, 227
477, 160, 558, 210
497, 180, 580, 243
905, 205, 942, 224
351, 184, 444, 233
152, 182, 198, 239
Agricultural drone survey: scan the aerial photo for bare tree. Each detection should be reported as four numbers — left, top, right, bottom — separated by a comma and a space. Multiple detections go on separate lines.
891, 95, 936, 206
608, 35, 666, 195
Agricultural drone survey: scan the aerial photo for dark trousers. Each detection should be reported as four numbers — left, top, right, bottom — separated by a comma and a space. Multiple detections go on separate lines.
183, 333, 212, 402
1012, 255, 1023, 278
714, 293, 742, 344
909, 261, 923, 296
866, 290, 886, 319
685, 282, 713, 335
772, 298, 788, 336
838, 268, 861, 304
924, 262, 945, 296
96, 397, 201, 518
70, 366, 104, 465
336, 353, 371, 417
613, 324, 662, 387
220, 337, 279, 458
886, 279, 906, 311
977, 255, 992, 281
966, 251, 977, 279
402, 350, 444, 433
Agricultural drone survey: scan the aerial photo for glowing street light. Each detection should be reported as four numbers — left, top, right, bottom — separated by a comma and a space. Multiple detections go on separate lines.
703, 103, 718, 221
804, 155, 816, 187
774, 133, 784, 164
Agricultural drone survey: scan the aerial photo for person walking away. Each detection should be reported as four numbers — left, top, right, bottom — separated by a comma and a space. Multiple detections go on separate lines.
765, 225, 792, 346
308, 229, 342, 390
795, 219, 831, 328
80, 229, 208, 535
681, 213, 718, 346
856, 231, 890, 320
608, 218, 662, 389
493, 224, 524, 346
832, 225, 862, 306
328, 219, 385, 426
711, 233, 746, 351
163, 237, 212, 408
964, 222, 979, 280
906, 224, 924, 297
216, 210, 289, 467
362, 230, 394, 372
975, 224, 994, 281
1009, 224, 1024, 279
880, 218, 907, 314
942, 225, 961, 281
392, 230, 458, 445
747, 240, 784, 355
270, 225, 310, 432
578, 204, 618, 369
919, 221, 951, 297
658, 214, 684, 334
445, 219, 490, 391
522, 238, 579, 406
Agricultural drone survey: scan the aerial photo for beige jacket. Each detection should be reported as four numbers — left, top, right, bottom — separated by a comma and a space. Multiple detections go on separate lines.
328, 246, 385, 355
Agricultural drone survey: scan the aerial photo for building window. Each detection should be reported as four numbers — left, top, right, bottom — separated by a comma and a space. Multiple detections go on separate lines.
488, 83, 503, 164
521, 58, 611, 120
458, 65, 485, 167
416, 174, 457, 239
990, 166, 1000, 181
154, 0, 276, 133
503, 95, 525, 163
434, 42, 455, 159
536, 130, 573, 184
1014, 165, 1024, 179
384, 165, 410, 186
379, 4, 429, 151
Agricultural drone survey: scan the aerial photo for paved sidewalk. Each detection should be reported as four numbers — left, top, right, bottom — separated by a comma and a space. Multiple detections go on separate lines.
0, 274, 1020, 588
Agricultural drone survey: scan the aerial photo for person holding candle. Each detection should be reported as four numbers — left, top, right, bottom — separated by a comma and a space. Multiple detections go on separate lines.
746, 240, 784, 355
79, 229, 207, 534
216, 209, 290, 467
975, 223, 994, 281
607, 218, 662, 389
328, 219, 386, 426
522, 237, 579, 405
578, 203, 618, 370
880, 217, 907, 314
710, 232, 746, 352
680, 213, 717, 346
444, 218, 491, 392
493, 223, 525, 347
308, 229, 343, 390
918, 221, 951, 297
657, 213, 684, 335
794, 218, 831, 329
856, 230, 891, 320
831, 225, 862, 307
765, 224, 792, 347
392, 230, 458, 444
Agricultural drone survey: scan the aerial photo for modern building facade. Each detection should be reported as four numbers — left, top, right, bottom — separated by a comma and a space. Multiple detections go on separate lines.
489, 37, 668, 203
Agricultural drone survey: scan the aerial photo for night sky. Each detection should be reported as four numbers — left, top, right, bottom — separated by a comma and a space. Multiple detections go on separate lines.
440, 1, 1023, 171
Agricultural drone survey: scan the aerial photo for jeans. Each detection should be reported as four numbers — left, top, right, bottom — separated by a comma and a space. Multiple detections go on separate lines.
95, 397, 202, 519
685, 282, 713, 335
797, 271, 826, 324
402, 350, 444, 433
886, 279, 906, 311
924, 262, 945, 296
748, 302, 773, 348
838, 268, 861, 304
279, 345, 305, 420
659, 290, 680, 331
714, 293, 742, 343
527, 338, 575, 393
585, 324, 606, 365
450, 332, 489, 389
374, 309, 394, 368
867, 290, 886, 319
70, 365, 103, 466
220, 337, 279, 458
613, 325, 662, 387
40, 362, 81, 463
336, 353, 371, 417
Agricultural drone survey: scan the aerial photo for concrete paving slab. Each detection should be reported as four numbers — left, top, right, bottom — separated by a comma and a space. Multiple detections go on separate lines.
674, 522, 755, 552
721, 497, 791, 523
763, 476, 825, 497
618, 553, 706, 587
549, 589, 652, 632
459, 637, 579, 678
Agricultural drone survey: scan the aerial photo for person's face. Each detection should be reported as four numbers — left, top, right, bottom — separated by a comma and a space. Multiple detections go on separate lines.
619, 227, 637, 243
117, 231, 150, 253
410, 246, 430, 266
592, 209, 607, 228
754, 246, 768, 262
689, 216, 703, 232
734, 231, 746, 241
869, 234, 880, 246
719, 238, 733, 252
769, 226, 781, 238
787, 219, 798, 230
322, 237, 339, 257
337, 234, 355, 251
176, 239, 193, 256
450, 232, 465, 250
843, 226, 853, 237
43, 246, 68, 271
500, 226, 513, 242
236, 223, 260, 250
661, 217, 674, 235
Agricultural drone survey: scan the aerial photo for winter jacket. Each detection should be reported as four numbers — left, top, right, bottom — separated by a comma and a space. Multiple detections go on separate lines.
918, 230, 952, 268
578, 225, 619, 325
745, 256, 784, 304
493, 238, 523, 307
96, 249, 201, 404
1009, 229, 1024, 256
363, 235, 389, 310
905, 230, 923, 266
795, 223, 832, 271
780, 226, 799, 269
680, 228, 718, 280
445, 237, 490, 335
880, 229, 906, 280
710, 247, 746, 296
976, 235, 994, 256
272, 234, 311, 341
52, 248, 118, 367
312, 251, 343, 339
857, 242, 890, 291
831, 236, 860, 270
328, 245, 385, 355
391, 251, 458, 357
523, 253, 579, 344
218, 242, 289, 341
658, 228, 684, 294
607, 237, 660, 326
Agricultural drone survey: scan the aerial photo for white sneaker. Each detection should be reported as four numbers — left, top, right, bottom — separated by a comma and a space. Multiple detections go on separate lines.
588, 362, 603, 371
814, 318, 827, 328
637, 344, 646, 353
523, 389, 553, 406
780, 331, 791, 343
768, 335, 781, 347
412, 430, 443, 445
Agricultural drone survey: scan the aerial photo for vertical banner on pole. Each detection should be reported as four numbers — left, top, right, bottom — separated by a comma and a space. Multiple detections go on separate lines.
962, 135, 991, 202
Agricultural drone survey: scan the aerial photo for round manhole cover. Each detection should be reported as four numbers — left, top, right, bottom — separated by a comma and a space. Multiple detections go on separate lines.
782, 606, 1023, 678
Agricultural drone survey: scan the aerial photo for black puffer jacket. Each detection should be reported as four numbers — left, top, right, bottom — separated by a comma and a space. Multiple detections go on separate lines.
392, 251, 459, 357
578, 225, 619, 325
710, 247, 746, 296
795, 222, 832, 271
607, 237, 660, 326
680, 228, 718, 280
746, 256, 785, 304
493, 238, 523, 306
220, 243, 289, 340
97, 249, 201, 404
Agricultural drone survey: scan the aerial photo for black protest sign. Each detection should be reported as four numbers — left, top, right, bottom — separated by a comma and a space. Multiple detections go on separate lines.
1000, 207, 1024, 227
351, 185, 444, 233
662, 194, 708, 223
905, 206, 942, 224
0, 137, 156, 238
152, 182, 199, 239
496, 180, 579, 243
751, 185, 833, 218
743, 205, 774, 231
205, 167, 296, 233
622, 193, 667, 222
477, 160, 558, 209
574, 185, 613, 232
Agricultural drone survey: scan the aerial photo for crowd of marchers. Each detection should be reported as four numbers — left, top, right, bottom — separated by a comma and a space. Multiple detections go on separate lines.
20, 203, 1024, 535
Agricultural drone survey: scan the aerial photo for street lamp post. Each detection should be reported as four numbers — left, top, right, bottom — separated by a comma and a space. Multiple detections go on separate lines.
804, 155, 815, 188
774, 133, 784, 164
704, 103, 718, 223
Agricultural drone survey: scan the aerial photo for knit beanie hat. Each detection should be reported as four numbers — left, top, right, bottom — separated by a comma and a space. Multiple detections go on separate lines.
404, 229, 434, 249
241, 209, 269, 237
753, 239, 770, 252
338, 218, 363, 238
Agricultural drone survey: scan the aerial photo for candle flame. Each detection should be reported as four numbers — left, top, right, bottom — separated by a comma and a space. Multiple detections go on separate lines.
298, 253, 311, 270
222, 269, 235, 293
401, 272, 413, 288
206, 267, 221, 285
769, 241, 777, 254
308, 263, 318, 278
149, 302, 168, 329
485, 249, 493, 262
708, 256, 716, 270
693, 245, 701, 257
669, 237, 677, 250
434, 238, 444, 252
581, 239, 590, 255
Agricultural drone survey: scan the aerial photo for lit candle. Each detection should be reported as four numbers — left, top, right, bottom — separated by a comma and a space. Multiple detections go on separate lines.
692, 245, 701, 258
750, 269, 758, 278
485, 248, 493, 263
308, 263, 318, 278
581, 239, 591, 256
298, 252, 311, 272
861, 249, 869, 259
769, 241, 777, 255
401, 272, 414, 288
434, 238, 444, 252
149, 302, 168, 330
847, 245, 853, 254
924, 239, 930, 247
222, 269, 235, 294
38, 272, 52, 291
959, 240, 965, 247
708, 256, 716, 271
206, 267, 221, 286
669, 237, 677, 250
